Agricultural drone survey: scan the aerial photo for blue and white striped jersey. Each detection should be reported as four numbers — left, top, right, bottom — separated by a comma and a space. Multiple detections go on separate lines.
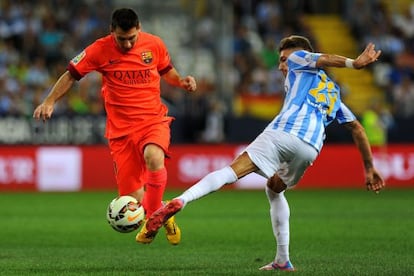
265, 50, 356, 152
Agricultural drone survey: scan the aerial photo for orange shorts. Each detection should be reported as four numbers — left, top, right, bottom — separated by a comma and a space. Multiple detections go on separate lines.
108, 119, 172, 195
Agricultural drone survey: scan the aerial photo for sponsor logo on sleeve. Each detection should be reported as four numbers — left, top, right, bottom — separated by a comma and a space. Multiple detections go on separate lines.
71, 51, 86, 65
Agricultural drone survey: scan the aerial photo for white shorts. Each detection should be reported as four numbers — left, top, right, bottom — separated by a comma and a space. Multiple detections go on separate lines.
245, 129, 318, 188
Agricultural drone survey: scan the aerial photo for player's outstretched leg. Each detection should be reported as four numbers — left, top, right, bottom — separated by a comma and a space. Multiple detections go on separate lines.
259, 261, 295, 271
136, 200, 182, 245
146, 199, 184, 237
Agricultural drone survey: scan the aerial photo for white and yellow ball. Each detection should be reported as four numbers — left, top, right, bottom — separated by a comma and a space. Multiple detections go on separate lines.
106, 195, 145, 233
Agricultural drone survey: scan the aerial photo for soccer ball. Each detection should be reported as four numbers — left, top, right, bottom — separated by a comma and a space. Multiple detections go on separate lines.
106, 195, 145, 233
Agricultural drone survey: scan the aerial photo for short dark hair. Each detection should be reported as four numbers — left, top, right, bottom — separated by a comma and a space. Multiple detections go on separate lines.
111, 8, 139, 31
278, 35, 314, 53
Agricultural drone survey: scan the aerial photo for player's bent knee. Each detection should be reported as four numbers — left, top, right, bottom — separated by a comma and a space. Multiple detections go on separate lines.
267, 174, 287, 193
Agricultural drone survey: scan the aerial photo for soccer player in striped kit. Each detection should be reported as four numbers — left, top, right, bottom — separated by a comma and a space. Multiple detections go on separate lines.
146, 35, 385, 270
33, 8, 196, 245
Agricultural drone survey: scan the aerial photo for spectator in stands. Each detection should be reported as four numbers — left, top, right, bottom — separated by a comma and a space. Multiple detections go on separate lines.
38, 16, 65, 65
392, 3, 414, 40
200, 96, 226, 143
24, 56, 50, 88
391, 74, 414, 118
361, 98, 394, 148
260, 36, 279, 70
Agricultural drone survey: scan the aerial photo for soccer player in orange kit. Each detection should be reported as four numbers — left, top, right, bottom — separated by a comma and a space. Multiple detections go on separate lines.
33, 8, 197, 245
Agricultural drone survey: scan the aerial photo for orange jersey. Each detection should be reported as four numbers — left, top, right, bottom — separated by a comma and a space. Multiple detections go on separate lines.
67, 32, 173, 138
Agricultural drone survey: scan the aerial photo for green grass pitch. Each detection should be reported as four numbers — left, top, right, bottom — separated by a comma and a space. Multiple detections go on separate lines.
0, 188, 413, 275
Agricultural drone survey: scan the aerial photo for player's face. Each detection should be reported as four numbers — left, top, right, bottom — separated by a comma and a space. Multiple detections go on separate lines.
112, 26, 140, 53
278, 48, 300, 77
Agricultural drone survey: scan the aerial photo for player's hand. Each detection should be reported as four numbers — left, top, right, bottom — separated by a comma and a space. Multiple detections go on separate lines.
33, 102, 55, 122
353, 43, 382, 69
365, 167, 385, 194
180, 76, 197, 92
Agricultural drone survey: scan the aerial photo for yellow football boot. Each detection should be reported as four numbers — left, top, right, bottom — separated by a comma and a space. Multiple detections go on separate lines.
135, 220, 157, 244
163, 215, 181, 245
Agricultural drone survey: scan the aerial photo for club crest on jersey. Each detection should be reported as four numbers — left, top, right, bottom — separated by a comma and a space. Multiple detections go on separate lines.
141, 51, 153, 64
71, 51, 86, 65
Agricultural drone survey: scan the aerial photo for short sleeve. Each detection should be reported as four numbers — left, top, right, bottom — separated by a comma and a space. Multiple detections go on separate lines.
288, 50, 321, 71
336, 103, 356, 124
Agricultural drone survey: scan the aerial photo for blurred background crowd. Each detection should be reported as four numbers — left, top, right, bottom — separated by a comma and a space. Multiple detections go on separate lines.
0, 0, 413, 144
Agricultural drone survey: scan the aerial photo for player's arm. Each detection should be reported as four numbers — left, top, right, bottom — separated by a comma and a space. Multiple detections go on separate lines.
33, 71, 76, 122
161, 67, 197, 92
316, 43, 381, 69
343, 120, 386, 193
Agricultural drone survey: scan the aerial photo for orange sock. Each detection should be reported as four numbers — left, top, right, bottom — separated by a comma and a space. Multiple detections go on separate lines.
141, 168, 167, 218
